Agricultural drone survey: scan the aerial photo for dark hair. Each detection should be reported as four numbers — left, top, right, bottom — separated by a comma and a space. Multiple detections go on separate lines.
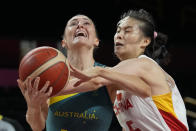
120, 9, 170, 65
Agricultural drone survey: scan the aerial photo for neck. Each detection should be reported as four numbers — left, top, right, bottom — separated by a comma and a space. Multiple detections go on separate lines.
119, 50, 144, 61
67, 47, 95, 71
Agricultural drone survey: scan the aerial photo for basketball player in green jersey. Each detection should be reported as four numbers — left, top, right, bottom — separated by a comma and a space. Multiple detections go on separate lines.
17, 15, 121, 131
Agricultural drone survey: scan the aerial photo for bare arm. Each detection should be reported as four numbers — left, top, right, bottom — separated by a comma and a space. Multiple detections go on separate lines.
26, 104, 48, 131
107, 58, 170, 96
59, 59, 151, 98
17, 77, 52, 131
97, 67, 151, 98
57, 77, 104, 96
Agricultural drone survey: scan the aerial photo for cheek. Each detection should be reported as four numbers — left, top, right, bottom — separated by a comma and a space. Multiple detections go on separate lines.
67, 27, 75, 35
114, 34, 117, 42
125, 34, 139, 43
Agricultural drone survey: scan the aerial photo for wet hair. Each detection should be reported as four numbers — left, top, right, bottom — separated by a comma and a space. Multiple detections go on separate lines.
120, 9, 170, 66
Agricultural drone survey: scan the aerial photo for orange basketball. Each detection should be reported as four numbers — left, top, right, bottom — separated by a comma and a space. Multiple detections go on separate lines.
19, 46, 70, 96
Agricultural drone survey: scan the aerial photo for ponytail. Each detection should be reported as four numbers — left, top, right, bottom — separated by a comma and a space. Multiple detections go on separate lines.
152, 32, 170, 66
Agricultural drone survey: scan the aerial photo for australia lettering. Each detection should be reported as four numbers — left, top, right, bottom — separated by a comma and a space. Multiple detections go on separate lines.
54, 110, 98, 120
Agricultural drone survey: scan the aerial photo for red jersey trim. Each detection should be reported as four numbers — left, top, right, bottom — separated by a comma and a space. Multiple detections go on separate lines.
159, 109, 188, 131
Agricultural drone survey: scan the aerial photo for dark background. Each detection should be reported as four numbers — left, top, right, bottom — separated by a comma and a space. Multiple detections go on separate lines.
0, 0, 195, 130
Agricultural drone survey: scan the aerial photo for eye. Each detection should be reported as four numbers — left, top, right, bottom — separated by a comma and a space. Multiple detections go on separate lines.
69, 21, 78, 26
125, 29, 132, 33
84, 22, 90, 25
116, 29, 120, 33
125, 30, 131, 33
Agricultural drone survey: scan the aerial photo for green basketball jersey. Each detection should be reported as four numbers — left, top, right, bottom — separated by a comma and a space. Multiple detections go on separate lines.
46, 62, 114, 131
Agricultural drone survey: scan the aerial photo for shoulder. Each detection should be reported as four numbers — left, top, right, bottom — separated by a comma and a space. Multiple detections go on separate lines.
117, 56, 158, 70
123, 57, 162, 77
138, 57, 158, 69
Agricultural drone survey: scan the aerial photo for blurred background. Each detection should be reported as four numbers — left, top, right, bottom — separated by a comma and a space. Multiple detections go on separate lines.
0, 0, 195, 130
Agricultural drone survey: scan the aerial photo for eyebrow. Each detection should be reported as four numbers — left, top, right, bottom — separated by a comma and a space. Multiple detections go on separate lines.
70, 18, 91, 22
117, 25, 133, 30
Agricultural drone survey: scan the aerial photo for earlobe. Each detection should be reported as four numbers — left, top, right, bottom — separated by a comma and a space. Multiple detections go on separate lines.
61, 40, 67, 48
141, 38, 151, 48
94, 38, 99, 47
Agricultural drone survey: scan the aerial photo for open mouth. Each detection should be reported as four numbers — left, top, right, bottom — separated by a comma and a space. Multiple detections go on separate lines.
115, 42, 123, 46
74, 31, 87, 38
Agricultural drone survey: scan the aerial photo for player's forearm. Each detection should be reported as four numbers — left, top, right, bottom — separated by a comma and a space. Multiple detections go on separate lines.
58, 78, 103, 95
26, 107, 46, 131
57, 78, 85, 95
98, 68, 151, 98
58, 75, 113, 95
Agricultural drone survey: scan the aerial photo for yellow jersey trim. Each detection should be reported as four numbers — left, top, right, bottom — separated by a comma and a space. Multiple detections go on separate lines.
49, 93, 78, 105
152, 92, 177, 118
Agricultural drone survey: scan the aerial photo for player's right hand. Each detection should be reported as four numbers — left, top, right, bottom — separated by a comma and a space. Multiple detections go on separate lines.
17, 77, 53, 109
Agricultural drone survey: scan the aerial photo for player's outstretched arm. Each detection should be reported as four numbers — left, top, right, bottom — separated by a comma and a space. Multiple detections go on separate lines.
62, 60, 151, 98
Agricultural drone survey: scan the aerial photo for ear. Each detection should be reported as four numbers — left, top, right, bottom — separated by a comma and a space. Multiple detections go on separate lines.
94, 38, 99, 47
61, 40, 68, 48
141, 37, 151, 48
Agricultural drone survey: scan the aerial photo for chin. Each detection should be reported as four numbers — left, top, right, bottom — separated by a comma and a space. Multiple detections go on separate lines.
114, 51, 122, 60
73, 42, 92, 49
115, 51, 130, 61
73, 39, 87, 44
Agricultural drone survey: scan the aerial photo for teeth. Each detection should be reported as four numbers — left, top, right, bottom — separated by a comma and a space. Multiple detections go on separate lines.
75, 31, 87, 37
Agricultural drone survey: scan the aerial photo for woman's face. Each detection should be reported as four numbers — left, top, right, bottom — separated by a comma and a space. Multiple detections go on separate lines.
63, 15, 98, 50
114, 17, 146, 60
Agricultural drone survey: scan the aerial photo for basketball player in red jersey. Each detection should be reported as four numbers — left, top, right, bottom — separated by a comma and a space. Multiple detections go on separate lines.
66, 9, 189, 131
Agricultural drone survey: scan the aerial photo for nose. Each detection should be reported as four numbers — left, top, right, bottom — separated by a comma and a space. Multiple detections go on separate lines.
77, 21, 84, 29
115, 32, 123, 40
